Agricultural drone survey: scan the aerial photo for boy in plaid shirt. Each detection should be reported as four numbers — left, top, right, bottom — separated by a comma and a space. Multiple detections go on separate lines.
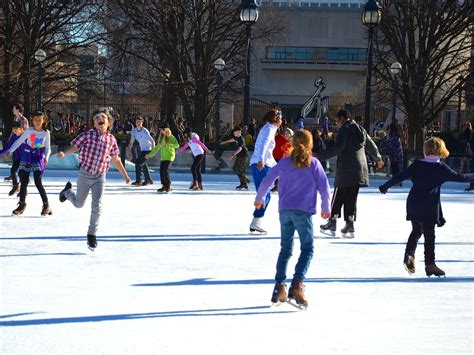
57, 110, 131, 250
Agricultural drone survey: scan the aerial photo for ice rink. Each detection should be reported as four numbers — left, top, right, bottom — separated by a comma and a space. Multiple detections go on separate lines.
0, 168, 473, 354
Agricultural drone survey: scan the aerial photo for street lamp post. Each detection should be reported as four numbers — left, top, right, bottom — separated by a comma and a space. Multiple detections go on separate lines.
214, 58, 225, 145
34, 49, 47, 111
240, 0, 259, 126
390, 62, 402, 125
457, 75, 464, 131
162, 69, 171, 121
362, 0, 382, 134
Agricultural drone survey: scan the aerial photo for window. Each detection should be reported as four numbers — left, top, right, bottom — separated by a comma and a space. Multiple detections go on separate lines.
266, 46, 366, 62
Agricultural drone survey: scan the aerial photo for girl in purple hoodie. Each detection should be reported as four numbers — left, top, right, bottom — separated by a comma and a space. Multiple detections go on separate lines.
255, 129, 331, 309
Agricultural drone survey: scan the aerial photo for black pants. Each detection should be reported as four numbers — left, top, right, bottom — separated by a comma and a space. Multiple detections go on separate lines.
160, 160, 172, 187
390, 160, 402, 178
134, 150, 152, 182
406, 221, 436, 264
191, 154, 204, 182
19, 169, 48, 203
330, 186, 359, 221
11, 157, 20, 186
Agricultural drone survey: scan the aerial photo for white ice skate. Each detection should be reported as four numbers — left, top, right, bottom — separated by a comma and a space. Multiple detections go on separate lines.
249, 217, 267, 234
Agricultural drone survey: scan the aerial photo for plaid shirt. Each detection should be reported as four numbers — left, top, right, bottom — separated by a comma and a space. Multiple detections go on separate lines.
72, 130, 120, 175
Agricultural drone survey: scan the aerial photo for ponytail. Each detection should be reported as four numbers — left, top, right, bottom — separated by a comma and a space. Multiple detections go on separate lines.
290, 129, 313, 168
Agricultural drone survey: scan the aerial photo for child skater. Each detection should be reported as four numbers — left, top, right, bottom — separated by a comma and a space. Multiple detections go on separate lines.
220, 127, 250, 190
177, 127, 209, 190
379, 137, 474, 277
254, 129, 331, 309
57, 110, 131, 250
0, 122, 24, 196
145, 124, 179, 193
2, 111, 51, 216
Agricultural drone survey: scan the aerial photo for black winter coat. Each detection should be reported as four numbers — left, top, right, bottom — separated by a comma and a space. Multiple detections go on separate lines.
318, 120, 382, 187
379, 160, 474, 226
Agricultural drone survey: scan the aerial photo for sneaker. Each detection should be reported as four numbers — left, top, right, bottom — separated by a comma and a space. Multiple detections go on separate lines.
12, 201, 27, 215
59, 182, 72, 202
425, 263, 445, 277
271, 283, 288, 304
87, 234, 97, 250
288, 279, 308, 309
41, 202, 52, 216
8, 184, 20, 196
403, 254, 415, 275
142, 180, 153, 186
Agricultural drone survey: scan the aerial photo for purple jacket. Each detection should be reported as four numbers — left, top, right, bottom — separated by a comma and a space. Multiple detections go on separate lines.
256, 156, 331, 214
0, 134, 23, 161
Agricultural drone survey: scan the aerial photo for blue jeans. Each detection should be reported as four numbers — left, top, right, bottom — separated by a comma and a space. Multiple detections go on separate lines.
275, 209, 314, 283
251, 164, 271, 218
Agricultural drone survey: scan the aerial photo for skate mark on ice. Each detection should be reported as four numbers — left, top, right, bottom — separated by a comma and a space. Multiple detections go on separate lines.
0, 252, 86, 258
0, 306, 294, 327
0, 312, 43, 319
330, 241, 474, 246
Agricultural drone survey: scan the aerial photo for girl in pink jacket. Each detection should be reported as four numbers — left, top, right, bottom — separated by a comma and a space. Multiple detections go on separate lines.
178, 127, 209, 190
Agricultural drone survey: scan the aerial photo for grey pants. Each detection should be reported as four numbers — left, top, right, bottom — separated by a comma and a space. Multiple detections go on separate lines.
65, 168, 105, 236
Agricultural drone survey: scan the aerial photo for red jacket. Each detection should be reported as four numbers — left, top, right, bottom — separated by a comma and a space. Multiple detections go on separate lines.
273, 134, 292, 160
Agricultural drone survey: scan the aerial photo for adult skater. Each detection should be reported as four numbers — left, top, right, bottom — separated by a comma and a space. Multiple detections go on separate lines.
249, 109, 282, 234
57, 110, 131, 250
379, 137, 474, 277
2, 111, 51, 216
127, 116, 155, 186
254, 129, 331, 309
145, 124, 180, 193
318, 110, 383, 237
177, 127, 209, 190
220, 127, 250, 190
0, 122, 24, 196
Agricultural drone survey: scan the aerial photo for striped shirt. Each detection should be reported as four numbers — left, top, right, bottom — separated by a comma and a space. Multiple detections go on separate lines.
71, 130, 120, 175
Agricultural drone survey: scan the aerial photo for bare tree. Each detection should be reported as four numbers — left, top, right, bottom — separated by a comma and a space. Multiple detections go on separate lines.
373, 0, 473, 156
0, 0, 105, 138
105, 0, 283, 139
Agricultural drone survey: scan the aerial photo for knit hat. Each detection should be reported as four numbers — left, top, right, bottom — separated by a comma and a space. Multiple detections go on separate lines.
159, 123, 169, 129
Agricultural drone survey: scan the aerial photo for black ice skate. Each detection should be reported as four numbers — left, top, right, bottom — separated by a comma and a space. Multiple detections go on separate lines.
320, 216, 337, 237
41, 202, 52, 216
236, 184, 248, 191
425, 263, 445, 278
340, 216, 355, 238
8, 184, 20, 196
87, 234, 97, 251
12, 201, 27, 216
249, 217, 267, 234
288, 279, 308, 310
4, 175, 13, 182
403, 254, 415, 275
271, 283, 288, 306
59, 181, 72, 202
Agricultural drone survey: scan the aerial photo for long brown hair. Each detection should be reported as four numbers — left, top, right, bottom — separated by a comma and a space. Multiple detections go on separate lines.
260, 109, 282, 126
291, 129, 313, 168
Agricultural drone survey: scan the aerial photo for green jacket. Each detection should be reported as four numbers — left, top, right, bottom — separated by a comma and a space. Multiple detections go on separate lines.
146, 135, 179, 161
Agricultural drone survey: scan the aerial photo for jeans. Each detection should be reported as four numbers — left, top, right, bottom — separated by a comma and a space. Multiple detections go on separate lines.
64, 168, 105, 236
251, 164, 271, 218
275, 209, 314, 283
134, 150, 152, 182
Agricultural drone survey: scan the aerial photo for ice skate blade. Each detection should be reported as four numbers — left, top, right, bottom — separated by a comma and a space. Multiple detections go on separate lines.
286, 299, 307, 311
403, 264, 415, 276
88, 246, 96, 252
427, 274, 446, 278
249, 229, 267, 235
320, 228, 336, 237
341, 232, 354, 239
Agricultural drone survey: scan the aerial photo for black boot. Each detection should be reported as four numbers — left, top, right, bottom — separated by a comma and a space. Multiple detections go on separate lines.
340, 216, 355, 238
8, 184, 20, 196
425, 263, 445, 277
41, 202, 52, 216
59, 181, 72, 202
320, 216, 337, 236
87, 234, 97, 250
12, 201, 27, 215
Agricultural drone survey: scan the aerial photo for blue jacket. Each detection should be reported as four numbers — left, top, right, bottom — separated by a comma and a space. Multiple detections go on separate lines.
379, 159, 474, 226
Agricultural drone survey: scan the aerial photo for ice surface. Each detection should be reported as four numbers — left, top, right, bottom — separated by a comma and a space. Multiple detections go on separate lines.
0, 168, 472, 354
